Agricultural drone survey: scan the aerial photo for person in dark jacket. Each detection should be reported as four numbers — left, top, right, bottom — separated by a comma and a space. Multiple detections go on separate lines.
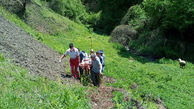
90, 54, 102, 87
79, 49, 87, 75
96, 50, 105, 72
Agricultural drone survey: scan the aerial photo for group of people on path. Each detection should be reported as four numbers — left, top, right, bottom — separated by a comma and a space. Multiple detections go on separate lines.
59, 43, 105, 87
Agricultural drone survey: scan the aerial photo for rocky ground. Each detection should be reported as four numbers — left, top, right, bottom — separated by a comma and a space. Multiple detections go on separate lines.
0, 15, 66, 79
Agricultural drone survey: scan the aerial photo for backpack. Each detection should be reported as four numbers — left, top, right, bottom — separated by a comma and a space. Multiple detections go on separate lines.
80, 51, 86, 62
99, 50, 105, 66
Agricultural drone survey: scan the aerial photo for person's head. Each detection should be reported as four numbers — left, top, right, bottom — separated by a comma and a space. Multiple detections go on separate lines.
96, 51, 101, 57
90, 54, 96, 61
100, 50, 103, 56
90, 49, 94, 54
69, 43, 74, 49
77, 48, 80, 52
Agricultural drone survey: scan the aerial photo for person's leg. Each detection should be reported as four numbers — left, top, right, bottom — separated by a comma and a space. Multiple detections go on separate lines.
86, 65, 90, 76
70, 65, 76, 78
79, 66, 83, 75
70, 59, 76, 78
91, 71, 96, 86
94, 73, 99, 86
74, 58, 80, 78
102, 65, 105, 73
96, 73, 100, 87
75, 62, 80, 78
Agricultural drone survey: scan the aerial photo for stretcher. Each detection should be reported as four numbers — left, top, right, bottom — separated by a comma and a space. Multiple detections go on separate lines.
79, 58, 92, 85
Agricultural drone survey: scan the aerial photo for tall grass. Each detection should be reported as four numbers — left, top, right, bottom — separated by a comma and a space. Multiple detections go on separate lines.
0, 54, 91, 108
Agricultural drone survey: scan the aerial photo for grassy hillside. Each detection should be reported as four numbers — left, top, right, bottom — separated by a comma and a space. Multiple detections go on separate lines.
1, 1, 194, 108
0, 54, 90, 108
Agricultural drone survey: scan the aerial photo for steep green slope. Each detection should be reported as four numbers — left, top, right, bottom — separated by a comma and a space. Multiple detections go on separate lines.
1, 1, 194, 108
0, 54, 90, 108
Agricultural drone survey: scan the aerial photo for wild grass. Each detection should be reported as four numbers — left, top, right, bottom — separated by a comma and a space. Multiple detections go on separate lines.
1, 1, 194, 108
0, 54, 91, 108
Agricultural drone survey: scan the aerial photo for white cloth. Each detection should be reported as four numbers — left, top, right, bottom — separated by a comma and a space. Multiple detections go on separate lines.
64, 48, 79, 59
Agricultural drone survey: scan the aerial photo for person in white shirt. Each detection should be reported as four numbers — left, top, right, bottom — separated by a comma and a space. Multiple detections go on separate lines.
59, 43, 80, 79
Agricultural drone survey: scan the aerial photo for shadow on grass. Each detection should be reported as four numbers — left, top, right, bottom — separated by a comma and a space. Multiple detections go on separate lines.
116, 46, 160, 64
61, 73, 72, 78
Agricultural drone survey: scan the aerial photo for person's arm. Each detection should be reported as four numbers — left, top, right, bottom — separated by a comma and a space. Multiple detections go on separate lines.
59, 51, 68, 62
97, 59, 103, 75
99, 63, 102, 75
78, 55, 80, 63
76, 49, 80, 63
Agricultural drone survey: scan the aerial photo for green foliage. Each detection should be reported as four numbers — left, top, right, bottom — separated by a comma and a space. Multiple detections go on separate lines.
48, 0, 87, 23
86, 11, 101, 26
123, 0, 194, 61
143, 0, 194, 37
0, 0, 25, 14
45, 0, 101, 27
0, 54, 5, 61
110, 25, 137, 46
95, 0, 143, 33
121, 5, 147, 30
143, 0, 168, 28
0, 54, 91, 108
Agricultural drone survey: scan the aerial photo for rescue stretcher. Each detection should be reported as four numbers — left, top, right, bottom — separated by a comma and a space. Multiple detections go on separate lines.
79, 58, 92, 85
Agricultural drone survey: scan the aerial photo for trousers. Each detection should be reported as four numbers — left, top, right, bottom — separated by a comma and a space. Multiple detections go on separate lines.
70, 57, 79, 78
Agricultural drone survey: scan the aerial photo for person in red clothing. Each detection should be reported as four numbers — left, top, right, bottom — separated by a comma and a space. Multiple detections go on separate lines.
59, 43, 80, 79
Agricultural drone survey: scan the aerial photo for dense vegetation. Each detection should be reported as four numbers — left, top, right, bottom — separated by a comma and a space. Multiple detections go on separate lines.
1, 0, 194, 108
43, 0, 194, 61
112, 0, 194, 62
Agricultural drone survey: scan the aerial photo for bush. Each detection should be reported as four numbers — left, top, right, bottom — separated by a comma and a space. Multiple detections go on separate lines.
48, 0, 87, 23
0, 0, 26, 14
120, 5, 147, 30
86, 11, 101, 26
110, 25, 137, 46
0, 54, 5, 62
143, 0, 194, 40
95, 0, 143, 33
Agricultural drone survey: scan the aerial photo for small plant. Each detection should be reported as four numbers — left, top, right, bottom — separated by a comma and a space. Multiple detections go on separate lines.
0, 54, 5, 61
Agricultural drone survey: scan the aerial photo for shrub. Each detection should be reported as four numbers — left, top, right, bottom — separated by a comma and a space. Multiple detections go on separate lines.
0, 0, 26, 14
143, 0, 194, 41
120, 5, 147, 30
110, 25, 137, 46
48, 0, 87, 23
0, 54, 5, 62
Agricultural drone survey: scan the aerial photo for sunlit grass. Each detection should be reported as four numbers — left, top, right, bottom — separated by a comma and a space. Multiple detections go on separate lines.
0, 54, 91, 108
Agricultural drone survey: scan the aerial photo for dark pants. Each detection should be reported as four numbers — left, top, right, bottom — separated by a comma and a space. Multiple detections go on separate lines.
91, 71, 100, 87
102, 65, 105, 72
79, 66, 83, 75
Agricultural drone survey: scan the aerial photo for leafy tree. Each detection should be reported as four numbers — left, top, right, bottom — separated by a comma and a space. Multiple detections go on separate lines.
95, 0, 143, 33
143, 0, 194, 41
48, 0, 88, 23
